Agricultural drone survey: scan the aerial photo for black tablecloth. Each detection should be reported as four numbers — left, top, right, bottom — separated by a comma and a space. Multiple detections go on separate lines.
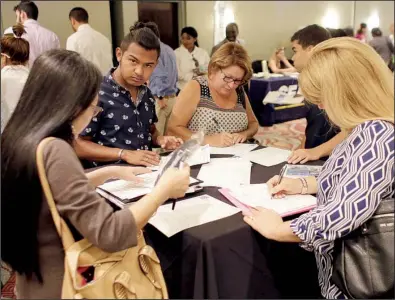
144, 156, 324, 299
249, 77, 308, 126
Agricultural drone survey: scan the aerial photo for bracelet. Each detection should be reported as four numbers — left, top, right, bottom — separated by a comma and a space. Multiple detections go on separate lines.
118, 149, 125, 161
299, 177, 308, 195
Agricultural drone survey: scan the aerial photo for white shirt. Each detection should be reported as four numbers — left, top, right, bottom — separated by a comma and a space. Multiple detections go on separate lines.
66, 24, 113, 75
174, 45, 210, 90
4, 19, 60, 68
1, 65, 29, 132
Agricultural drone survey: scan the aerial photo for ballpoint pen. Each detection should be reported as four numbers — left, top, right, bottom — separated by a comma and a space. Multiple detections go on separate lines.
212, 117, 225, 132
271, 164, 288, 199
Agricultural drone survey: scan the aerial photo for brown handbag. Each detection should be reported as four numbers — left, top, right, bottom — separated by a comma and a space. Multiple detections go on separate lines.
36, 137, 169, 299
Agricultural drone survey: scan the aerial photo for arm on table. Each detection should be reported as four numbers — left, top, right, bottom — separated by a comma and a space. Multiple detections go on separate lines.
74, 136, 120, 162
288, 131, 348, 164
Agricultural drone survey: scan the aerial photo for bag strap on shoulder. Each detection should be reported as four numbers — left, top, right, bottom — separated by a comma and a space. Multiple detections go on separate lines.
36, 137, 75, 250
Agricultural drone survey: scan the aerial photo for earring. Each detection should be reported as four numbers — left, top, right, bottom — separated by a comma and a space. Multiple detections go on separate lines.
71, 124, 77, 140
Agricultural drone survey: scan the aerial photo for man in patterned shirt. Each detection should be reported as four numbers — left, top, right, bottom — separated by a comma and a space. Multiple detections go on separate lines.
74, 23, 182, 167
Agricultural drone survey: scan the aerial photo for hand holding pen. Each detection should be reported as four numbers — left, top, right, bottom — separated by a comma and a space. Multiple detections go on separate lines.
211, 118, 234, 147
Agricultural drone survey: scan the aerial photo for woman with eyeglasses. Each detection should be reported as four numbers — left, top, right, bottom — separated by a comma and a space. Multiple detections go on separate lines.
168, 42, 259, 147
1, 49, 190, 298
174, 27, 210, 90
1, 23, 30, 132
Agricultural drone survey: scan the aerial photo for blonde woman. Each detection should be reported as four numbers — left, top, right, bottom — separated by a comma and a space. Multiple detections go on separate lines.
243, 38, 394, 299
167, 42, 259, 147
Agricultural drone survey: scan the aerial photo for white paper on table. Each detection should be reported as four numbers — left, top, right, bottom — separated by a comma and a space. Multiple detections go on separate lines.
228, 184, 317, 216
149, 145, 211, 171
243, 147, 291, 167
148, 194, 241, 237
210, 143, 258, 156
197, 158, 252, 189
97, 171, 199, 200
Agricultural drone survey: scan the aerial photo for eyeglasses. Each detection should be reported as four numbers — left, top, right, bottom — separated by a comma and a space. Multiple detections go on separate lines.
220, 68, 245, 86
91, 105, 103, 117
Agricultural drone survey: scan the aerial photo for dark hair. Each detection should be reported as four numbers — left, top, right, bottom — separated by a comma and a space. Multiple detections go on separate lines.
1, 49, 102, 282
14, 1, 39, 20
290, 24, 331, 48
371, 27, 383, 37
120, 21, 161, 57
226, 22, 239, 32
343, 26, 355, 37
357, 22, 367, 35
1, 23, 29, 65
327, 28, 348, 38
131, 21, 160, 39
69, 7, 89, 23
181, 26, 199, 47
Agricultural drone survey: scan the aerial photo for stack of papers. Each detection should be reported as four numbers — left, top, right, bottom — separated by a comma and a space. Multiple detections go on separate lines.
243, 147, 291, 167
221, 184, 316, 217
148, 194, 241, 237
97, 171, 199, 208
210, 143, 258, 156
284, 164, 323, 178
197, 157, 252, 189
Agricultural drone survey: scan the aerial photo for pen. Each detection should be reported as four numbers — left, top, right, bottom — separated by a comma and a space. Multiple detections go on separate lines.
277, 164, 288, 185
172, 199, 176, 210
212, 117, 225, 132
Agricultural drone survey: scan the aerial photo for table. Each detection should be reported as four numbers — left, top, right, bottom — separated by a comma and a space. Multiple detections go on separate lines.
144, 154, 324, 299
249, 77, 308, 126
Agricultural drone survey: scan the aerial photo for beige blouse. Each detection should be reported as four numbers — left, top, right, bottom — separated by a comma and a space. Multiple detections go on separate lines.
16, 138, 137, 299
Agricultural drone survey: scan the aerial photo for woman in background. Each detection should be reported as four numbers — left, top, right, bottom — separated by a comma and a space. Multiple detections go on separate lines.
1, 49, 190, 298
243, 38, 394, 299
1, 23, 29, 131
174, 26, 210, 90
168, 42, 258, 147
268, 47, 297, 74
355, 22, 368, 43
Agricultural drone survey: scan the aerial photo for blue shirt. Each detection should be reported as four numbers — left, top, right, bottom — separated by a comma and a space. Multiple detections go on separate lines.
80, 68, 158, 165
291, 120, 394, 299
148, 41, 178, 97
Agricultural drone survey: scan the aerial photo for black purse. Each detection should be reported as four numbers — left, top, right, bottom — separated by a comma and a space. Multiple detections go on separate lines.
331, 194, 394, 299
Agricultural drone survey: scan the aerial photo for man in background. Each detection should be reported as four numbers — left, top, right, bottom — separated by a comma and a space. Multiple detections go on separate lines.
287, 24, 347, 164
4, 1, 59, 67
66, 7, 113, 75
369, 27, 394, 70
211, 23, 245, 56
139, 21, 178, 136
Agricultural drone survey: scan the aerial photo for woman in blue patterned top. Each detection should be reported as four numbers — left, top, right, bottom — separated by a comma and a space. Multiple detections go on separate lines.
243, 38, 394, 299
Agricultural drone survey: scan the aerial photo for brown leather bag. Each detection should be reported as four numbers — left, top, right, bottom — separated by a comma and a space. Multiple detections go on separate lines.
36, 137, 168, 299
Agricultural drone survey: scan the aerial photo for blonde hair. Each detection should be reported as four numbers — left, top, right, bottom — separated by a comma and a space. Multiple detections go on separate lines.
299, 37, 394, 131
208, 42, 253, 83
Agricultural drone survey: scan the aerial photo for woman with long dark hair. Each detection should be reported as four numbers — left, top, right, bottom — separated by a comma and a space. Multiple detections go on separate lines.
1, 49, 190, 298
174, 26, 210, 90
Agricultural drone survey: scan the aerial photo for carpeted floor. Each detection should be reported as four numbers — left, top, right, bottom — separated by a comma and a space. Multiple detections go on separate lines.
1, 118, 307, 299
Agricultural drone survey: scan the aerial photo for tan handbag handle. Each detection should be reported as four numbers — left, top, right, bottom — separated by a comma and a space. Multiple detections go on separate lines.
36, 137, 75, 250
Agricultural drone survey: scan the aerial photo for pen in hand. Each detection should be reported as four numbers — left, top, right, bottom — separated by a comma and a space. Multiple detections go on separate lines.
272, 164, 288, 199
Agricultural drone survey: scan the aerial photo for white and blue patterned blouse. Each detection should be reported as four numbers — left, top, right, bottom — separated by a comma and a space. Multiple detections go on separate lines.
291, 120, 394, 299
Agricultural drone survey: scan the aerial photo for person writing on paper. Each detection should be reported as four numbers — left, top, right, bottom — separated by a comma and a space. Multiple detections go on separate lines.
167, 42, 259, 147
243, 38, 394, 299
1, 49, 191, 299
286, 25, 347, 164
74, 23, 182, 168
268, 47, 297, 74
1, 23, 30, 132
174, 26, 210, 90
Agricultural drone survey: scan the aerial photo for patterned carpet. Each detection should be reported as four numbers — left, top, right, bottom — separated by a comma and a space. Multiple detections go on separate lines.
0, 118, 307, 299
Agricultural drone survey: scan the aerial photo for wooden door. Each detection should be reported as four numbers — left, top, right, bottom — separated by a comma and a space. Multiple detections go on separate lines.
137, 1, 179, 49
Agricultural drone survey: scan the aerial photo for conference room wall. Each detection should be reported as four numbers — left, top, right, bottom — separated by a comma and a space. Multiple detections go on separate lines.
1, 1, 112, 49
354, 1, 394, 37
